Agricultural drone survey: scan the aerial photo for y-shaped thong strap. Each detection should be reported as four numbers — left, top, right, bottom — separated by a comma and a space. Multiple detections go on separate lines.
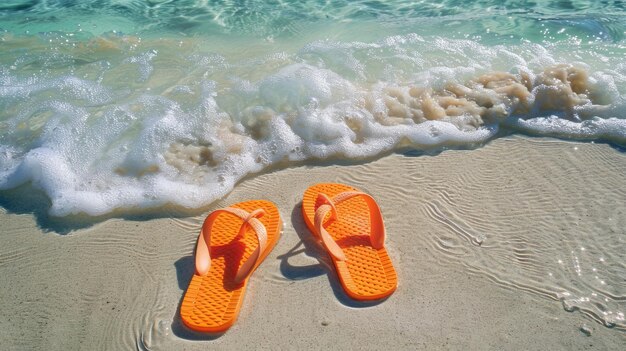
195, 207, 267, 284
314, 191, 386, 262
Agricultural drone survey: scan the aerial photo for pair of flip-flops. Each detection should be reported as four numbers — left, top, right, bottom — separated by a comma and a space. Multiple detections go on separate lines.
180, 183, 398, 333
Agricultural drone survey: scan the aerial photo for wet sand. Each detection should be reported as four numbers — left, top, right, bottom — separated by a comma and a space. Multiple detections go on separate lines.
1, 136, 624, 350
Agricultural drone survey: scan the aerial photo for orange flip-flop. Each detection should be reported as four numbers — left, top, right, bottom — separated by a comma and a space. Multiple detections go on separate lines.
302, 183, 397, 301
180, 200, 281, 333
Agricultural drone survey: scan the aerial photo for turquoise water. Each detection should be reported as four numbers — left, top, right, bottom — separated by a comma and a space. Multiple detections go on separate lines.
0, 0, 625, 333
1, 1, 624, 42
1, 0, 625, 216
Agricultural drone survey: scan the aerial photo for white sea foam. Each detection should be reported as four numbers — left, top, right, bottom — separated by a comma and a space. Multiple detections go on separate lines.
0, 34, 624, 216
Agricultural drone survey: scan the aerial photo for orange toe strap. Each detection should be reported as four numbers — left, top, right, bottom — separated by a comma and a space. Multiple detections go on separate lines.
195, 208, 268, 283
313, 191, 386, 261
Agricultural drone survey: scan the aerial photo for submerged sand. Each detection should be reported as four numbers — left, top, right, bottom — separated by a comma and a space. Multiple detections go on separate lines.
0, 136, 624, 350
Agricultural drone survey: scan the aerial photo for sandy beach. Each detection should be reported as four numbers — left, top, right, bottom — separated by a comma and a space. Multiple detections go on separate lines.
1, 136, 624, 350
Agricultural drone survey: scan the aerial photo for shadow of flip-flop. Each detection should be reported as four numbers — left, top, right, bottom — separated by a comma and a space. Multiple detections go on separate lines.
281, 202, 388, 308
276, 239, 327, 280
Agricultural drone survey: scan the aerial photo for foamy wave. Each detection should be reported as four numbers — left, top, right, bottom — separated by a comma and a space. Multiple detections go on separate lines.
0, 34, 624, 216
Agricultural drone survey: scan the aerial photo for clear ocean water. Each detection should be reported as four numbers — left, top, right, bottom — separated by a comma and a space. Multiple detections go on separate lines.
0, 0, 625, 333
1, 0, 625, 216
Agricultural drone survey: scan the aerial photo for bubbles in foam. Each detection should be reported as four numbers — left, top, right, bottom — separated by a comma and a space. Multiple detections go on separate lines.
0, 33, 625, 216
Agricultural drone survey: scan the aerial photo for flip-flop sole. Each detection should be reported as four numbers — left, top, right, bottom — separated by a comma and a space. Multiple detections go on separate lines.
302, 183, 397, 301
181, 200, 281, 332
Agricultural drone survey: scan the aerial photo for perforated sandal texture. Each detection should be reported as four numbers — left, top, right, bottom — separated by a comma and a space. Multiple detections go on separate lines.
180, 200, 281, 332
302, 183, 398, 301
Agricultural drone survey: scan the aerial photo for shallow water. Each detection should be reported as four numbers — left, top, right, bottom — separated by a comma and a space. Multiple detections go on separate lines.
0, 138, 623, 350
0, 0, 625, 337
1, 0, 625, 216
409, 138, 626, 330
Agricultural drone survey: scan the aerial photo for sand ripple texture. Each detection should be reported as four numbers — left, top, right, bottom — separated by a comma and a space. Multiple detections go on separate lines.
0, 213, 199, 350
250, 136, 625, 333
401, 138, 626, 330
262, 136, 626, 333
0, 137, 624, 350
